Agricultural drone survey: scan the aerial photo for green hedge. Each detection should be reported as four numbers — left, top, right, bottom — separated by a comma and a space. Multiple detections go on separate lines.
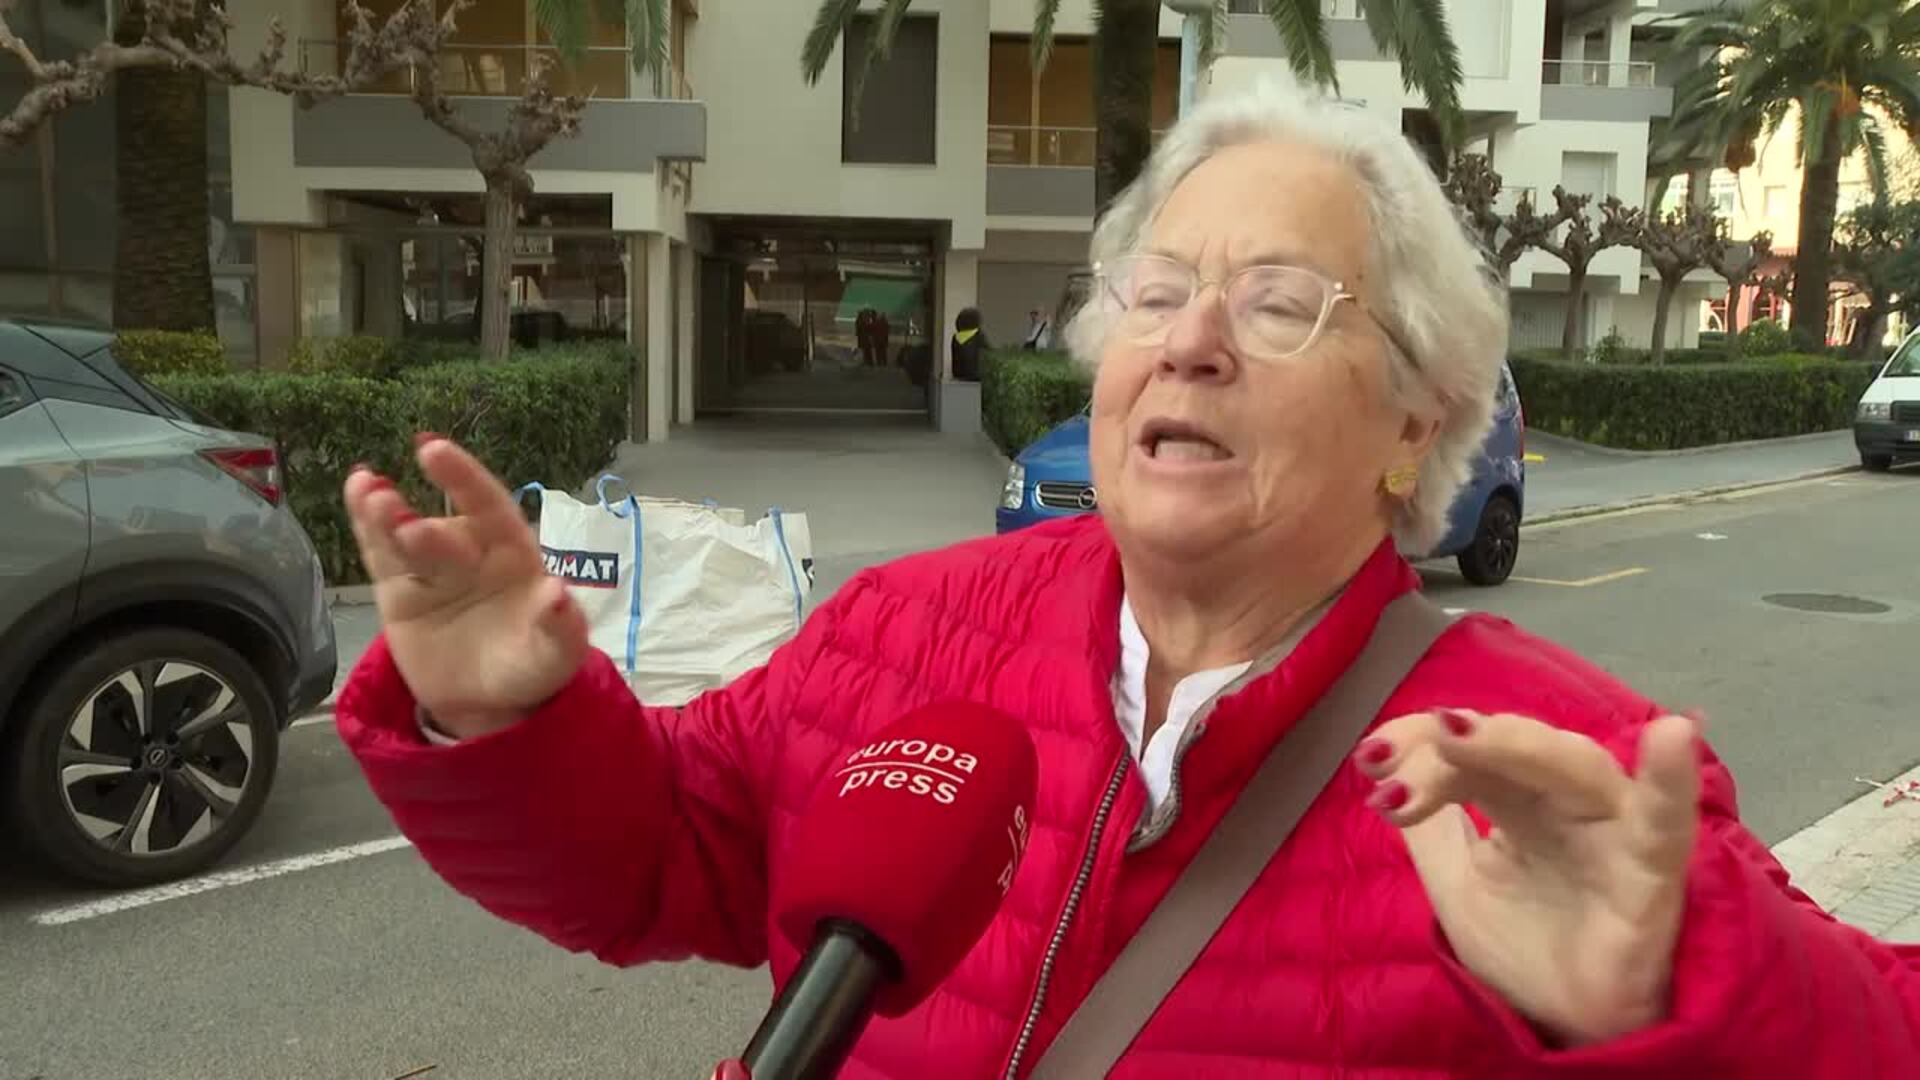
153, 344, 632, 584
981, 349, 1091, 458
1508, 354, 1877, 450
285, 334, 478, 379
113, 330, 228, 377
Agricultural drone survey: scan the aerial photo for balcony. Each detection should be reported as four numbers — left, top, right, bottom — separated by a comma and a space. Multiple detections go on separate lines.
1539, 59, 1672, 122
287, 40, 706, 171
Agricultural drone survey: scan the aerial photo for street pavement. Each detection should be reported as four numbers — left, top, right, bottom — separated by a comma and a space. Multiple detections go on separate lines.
1524, 429, 1858, 519
4, 434, 1916, 1080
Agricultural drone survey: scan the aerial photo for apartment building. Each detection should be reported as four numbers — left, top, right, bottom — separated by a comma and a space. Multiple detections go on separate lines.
2, 0, 1725, 442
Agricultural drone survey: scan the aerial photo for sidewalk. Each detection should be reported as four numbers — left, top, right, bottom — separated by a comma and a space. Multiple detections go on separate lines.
1526, 430, 1858, 521
324, 421, 1861, 704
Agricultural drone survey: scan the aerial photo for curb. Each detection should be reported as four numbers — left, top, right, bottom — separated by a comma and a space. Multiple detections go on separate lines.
1772, 761, 1920, 938
325, 584, 377, 607
1525, 465, 1860, 528
1529, 429, 1853, 461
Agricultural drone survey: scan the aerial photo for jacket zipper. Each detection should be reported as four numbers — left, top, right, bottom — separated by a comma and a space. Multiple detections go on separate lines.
1002, 754, 1130, 1080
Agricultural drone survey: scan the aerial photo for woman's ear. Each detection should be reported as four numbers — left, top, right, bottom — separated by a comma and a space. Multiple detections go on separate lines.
1398, 411, 1443, 462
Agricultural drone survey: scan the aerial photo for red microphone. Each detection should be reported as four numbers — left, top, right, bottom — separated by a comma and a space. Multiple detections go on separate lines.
741, 701, 1039, 1079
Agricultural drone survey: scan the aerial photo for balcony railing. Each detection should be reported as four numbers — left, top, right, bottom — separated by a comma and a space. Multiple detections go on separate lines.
1541, 59, 1657, 89
1227, 0, 1362, 18
299, 40, 671, 100
987, 124, 1171, 169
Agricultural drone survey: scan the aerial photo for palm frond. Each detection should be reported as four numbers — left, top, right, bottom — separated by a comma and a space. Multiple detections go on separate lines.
1859, 114, 1892, 205
1797, 82, 1837, 167
1197, 0, 1233, 68
845, 0, 916, 127
1032, 0, 1063, 72
801, 0, 866, 85
1361, 0, 1465, 144
1265, 0, 1338, 90
604, 0, 669, 76
533, 0, 593, 62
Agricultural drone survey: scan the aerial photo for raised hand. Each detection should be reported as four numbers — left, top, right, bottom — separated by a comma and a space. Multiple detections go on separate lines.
1354, 708, 1702, 1046
343, 435, 589, 737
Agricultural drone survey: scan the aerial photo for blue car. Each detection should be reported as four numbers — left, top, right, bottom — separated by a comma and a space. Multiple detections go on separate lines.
996, 363, 1527, 585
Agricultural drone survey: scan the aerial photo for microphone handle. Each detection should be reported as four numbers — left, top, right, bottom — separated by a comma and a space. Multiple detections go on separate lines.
742, 920, 898, 1080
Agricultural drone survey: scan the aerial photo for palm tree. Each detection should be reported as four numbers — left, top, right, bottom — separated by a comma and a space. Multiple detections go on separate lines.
113, 0, 215, 333
802, 0, 1463, 214
1658, 0, 1920, 347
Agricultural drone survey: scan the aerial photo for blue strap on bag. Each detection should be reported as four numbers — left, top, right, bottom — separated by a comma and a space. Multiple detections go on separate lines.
769, 507, 805, 629
591, 474, 644, 672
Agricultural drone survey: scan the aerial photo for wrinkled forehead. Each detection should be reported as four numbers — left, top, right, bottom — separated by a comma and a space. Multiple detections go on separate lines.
1143, 139, 1374, 288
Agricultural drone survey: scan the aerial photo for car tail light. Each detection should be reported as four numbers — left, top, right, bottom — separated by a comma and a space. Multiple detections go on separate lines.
201, 446, 283, 506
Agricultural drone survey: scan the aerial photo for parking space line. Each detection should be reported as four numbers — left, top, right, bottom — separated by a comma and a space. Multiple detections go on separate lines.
29, 836, 413, 927
289, 710, 334, 730
1511, 567, 1648, 588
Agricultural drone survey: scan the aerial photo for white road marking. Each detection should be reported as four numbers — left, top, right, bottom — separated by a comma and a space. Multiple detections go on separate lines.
29, 836, 414, 927
1696, 532, 1729, 541
289, 712, 334, 729
1512, 567, 1649, 588
1442, 607, 1468, 617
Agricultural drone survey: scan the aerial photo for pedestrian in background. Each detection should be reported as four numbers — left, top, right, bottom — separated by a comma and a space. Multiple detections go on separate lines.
951, 307, 988, 382
1023, 307, 1052, 351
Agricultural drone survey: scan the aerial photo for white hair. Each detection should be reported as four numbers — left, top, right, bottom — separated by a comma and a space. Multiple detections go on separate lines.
1067, 78, 1510, 553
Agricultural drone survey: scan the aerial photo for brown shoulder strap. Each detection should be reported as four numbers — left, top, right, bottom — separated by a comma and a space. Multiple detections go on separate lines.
1029, 592, 1454, 1079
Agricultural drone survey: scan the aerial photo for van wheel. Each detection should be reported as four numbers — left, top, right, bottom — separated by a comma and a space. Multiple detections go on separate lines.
1862, 452, 1894, 472
1457, 493, 1520, 587
7, 628, 279, 886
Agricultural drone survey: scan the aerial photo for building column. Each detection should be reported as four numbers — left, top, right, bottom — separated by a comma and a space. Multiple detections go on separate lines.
640, 234, 673, 442
1605, 12, 1632, 86
675, 241, 697, 425
1589, 293, 1617, 347
254, 227, 299, 368
934, 249, 982, 435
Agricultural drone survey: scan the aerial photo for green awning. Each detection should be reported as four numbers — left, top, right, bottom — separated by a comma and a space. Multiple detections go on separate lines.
836, 276, 924, 323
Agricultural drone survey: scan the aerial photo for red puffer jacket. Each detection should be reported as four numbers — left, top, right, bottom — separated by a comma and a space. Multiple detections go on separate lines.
339, 515, 1920, 1078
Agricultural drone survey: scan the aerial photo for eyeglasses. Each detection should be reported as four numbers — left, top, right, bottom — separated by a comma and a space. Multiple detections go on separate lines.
1094, 253, 1408, 363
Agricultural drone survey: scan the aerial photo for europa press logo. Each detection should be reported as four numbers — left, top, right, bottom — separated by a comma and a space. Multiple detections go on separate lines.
541, 546, 620, 589
834, 737, 976, 805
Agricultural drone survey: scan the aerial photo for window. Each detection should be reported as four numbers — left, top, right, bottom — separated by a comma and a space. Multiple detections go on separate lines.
1560, 151, 1616, 202
1763, 185, 1789, 219
843, 15, 939, 165
0, 370, 28, 420
1710, 176, 1737, 217
986, 36, 1181, 167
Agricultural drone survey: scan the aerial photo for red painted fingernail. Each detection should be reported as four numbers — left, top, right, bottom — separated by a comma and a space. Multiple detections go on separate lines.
414, 431, 445, 448
392, 507, 421, 526
714, 1061, 751, 1080
1368, 780, 1410, 812
1355, 737, 1393, 767
1442, 710, 1474, 737
366, 473, 394, 491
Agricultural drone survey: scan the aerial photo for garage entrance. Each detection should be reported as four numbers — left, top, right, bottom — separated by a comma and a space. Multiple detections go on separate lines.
696, 219, 937, 416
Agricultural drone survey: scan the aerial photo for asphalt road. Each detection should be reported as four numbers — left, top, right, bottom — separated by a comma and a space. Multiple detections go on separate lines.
3, 469, 1916, 1080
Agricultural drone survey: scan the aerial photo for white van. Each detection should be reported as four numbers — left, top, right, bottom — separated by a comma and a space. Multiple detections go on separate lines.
1855, 332, 1920, 471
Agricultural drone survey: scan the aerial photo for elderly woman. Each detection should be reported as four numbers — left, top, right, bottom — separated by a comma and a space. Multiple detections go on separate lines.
338, 83, 1920, 1076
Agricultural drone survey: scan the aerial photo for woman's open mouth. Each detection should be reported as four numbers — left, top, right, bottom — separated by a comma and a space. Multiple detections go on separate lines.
1139, 419, 1232, 463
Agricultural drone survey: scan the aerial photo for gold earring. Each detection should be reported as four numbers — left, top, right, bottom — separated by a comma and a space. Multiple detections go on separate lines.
1382, 464, 1419, 499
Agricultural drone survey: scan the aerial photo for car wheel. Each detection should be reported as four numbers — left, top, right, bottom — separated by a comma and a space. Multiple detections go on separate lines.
1456, 493, 1521, 587
7, 628, 279, 886
1862, 452, 1894, 472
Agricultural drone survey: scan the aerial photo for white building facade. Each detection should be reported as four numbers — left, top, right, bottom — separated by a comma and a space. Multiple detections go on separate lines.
210, 0, 1721, 441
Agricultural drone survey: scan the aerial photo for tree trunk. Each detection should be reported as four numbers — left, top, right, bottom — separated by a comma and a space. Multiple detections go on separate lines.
112, 3, 214, 332
479, 180, 516, 361
1561, 264, 1588, 360
1789, 121, 1845, 348
1649, 273, 1679, 364
1092, 0, 1158, 216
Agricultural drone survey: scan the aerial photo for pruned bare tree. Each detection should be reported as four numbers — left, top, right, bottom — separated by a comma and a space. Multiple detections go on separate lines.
1531, 189, 1638, 360
1704, 225, 1774, 337
1, 0, 431, 147
1624, 202, 1723, 364
1442, 152, 1569, 277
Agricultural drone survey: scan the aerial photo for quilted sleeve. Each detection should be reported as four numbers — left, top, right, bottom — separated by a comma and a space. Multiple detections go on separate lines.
335, 606, 831, 970
1445, 712, 1920, 1077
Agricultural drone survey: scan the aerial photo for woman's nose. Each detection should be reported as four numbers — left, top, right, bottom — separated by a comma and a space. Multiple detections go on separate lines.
1157, 288, 1238, 382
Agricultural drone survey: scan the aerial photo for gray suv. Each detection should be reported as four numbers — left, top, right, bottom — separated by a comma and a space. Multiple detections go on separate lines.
0, 320, 336, 885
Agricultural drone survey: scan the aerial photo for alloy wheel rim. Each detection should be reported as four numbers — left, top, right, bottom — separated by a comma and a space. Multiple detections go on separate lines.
1484, 503, 1519, 577
57, 661, 255, 859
